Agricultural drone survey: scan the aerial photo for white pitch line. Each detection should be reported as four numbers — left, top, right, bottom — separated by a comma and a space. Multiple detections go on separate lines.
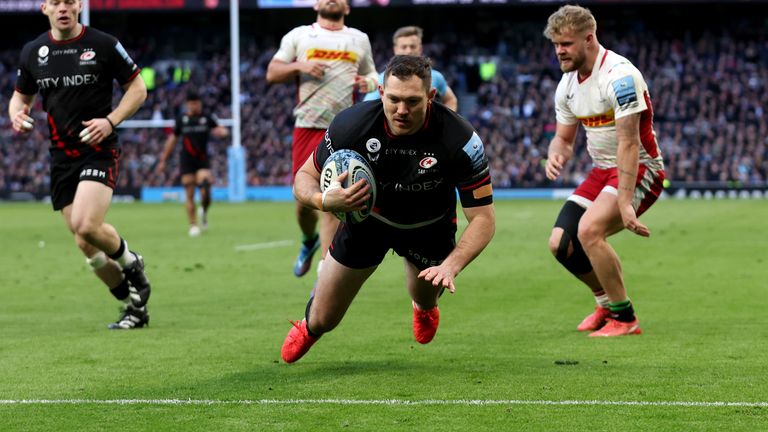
234, 240, 294, 251
1, 399, 766, 407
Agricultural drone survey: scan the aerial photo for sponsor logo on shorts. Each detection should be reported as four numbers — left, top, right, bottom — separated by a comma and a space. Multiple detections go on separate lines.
407, 250, 443, 267
80, 168, 106, 179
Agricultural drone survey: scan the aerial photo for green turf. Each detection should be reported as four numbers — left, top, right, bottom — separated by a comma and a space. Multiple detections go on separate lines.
0, 199, 766, 431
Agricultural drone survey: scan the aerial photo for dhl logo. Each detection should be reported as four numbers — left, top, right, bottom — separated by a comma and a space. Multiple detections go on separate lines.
306, 49, 358, 63
578, 109, 615, 128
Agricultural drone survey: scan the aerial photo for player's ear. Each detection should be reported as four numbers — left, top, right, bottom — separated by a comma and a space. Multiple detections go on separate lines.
428, 87, 437, 102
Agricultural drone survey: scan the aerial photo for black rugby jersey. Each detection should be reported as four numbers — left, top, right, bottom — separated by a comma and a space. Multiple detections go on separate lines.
15, 26, 140, 159
174, 113, 219, 161
314, 100, 493, 227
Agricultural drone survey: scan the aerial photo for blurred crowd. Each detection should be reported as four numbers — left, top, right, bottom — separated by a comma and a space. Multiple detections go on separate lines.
1, 20, 767, 198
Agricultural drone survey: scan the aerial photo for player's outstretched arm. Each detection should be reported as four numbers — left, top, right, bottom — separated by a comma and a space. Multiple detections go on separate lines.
545, 122, 578, 181
8, 91, 36, 133
418, 203, 496, 293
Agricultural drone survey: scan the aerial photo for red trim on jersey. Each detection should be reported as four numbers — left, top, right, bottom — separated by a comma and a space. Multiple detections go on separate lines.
578, 50, 609, 84
639, 91, 659, 159
599, 50, 609, 69
48, 25, 87, 45
183, 136, 199, 158
125, 69, 141, 83
459, 174, 491, 191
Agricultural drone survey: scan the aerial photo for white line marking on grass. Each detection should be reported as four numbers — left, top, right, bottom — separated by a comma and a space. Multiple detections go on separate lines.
1, 399, 767, 407
234, 240, 294, 252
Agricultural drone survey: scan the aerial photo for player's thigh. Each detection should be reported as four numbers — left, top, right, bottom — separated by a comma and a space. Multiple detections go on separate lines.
195, 169, 213, 185
311, 253, 377, 320
70, 180, 114, 227
181, 173, 197, 187
403, 259, 442, 298
579, 191, 624, 239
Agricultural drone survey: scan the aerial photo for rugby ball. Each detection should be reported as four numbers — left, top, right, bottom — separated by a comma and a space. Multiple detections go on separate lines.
320, 149, 377, 223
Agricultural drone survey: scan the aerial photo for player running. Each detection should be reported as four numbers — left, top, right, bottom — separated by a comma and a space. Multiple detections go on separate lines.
8, 0, 152, 329
157, 91, 229, 237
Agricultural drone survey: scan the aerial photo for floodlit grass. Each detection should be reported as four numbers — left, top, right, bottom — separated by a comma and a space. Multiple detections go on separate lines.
0, 199, 766, 430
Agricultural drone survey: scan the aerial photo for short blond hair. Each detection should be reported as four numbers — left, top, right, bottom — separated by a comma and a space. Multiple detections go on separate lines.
392, 26, 424, 45
543, 5, 597, 40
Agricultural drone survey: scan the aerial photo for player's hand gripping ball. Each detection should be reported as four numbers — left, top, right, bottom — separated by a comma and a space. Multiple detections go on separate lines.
320, 149, 377, 223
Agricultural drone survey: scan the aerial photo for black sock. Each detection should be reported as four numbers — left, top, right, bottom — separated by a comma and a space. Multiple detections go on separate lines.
304, 295, 321, 337
107, 238, 126, 261
609, 299, 636, 322
302, 233, 319, 247
109, 278, 130, 301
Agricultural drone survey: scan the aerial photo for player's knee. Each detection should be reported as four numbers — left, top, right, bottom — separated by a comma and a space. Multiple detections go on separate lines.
71, 218, 100, 240
577, 223, 601, 250
548, 228, 566, 257
199, 179, 211, 190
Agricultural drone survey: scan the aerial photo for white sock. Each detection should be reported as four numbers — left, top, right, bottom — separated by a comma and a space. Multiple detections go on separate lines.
595, 293, 610, 309
114, 240, 136, 268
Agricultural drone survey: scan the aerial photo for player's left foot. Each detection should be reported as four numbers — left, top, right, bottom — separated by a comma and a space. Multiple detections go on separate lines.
123, 252, 151, 308
413, 301, 440, 344
589, 318, 642, 337
108, 304, 149, 329
293, 235, 320, 277
577, 306, 611, 332
198, 207, 208, 231
281, 319, 319, 363
189, 225, 202, 237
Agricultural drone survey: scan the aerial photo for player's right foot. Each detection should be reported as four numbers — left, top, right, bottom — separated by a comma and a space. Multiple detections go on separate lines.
281, 319, 319, 363
189, 225, 202, 237
589, 318, 642, 337
577, 306, 612, 332
108, 304, 150, 329
293, 235, 320, 277
123, 252, 151, 308
413, 301, 440, 344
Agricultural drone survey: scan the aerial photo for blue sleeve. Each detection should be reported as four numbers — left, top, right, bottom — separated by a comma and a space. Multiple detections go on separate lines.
431, 70, 448, 98
362, 71, 384, 101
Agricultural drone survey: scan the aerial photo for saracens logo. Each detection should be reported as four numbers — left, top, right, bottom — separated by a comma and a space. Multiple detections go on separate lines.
419, 156, 438, 169
80, 50, 96, 61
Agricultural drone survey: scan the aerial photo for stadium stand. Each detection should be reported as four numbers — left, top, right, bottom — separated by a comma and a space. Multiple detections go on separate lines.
1, 7, 766, 199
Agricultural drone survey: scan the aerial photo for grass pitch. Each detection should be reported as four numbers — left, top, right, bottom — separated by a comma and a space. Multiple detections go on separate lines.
0, 199, 766, 431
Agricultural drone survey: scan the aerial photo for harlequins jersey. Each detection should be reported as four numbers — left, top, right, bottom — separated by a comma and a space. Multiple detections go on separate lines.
15, 26, 140, 159
314, 101, 493, 228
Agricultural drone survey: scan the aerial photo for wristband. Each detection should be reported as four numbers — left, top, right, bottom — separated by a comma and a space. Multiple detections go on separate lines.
105, 116, 116, 132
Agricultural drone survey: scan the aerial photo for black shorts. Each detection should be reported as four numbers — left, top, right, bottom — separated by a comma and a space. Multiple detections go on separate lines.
329, 212, 457, 270
180, 153, 210, 175
50, 148, 120, 211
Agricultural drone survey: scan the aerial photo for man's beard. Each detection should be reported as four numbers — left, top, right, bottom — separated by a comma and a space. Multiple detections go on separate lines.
318, 9, 344, 21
